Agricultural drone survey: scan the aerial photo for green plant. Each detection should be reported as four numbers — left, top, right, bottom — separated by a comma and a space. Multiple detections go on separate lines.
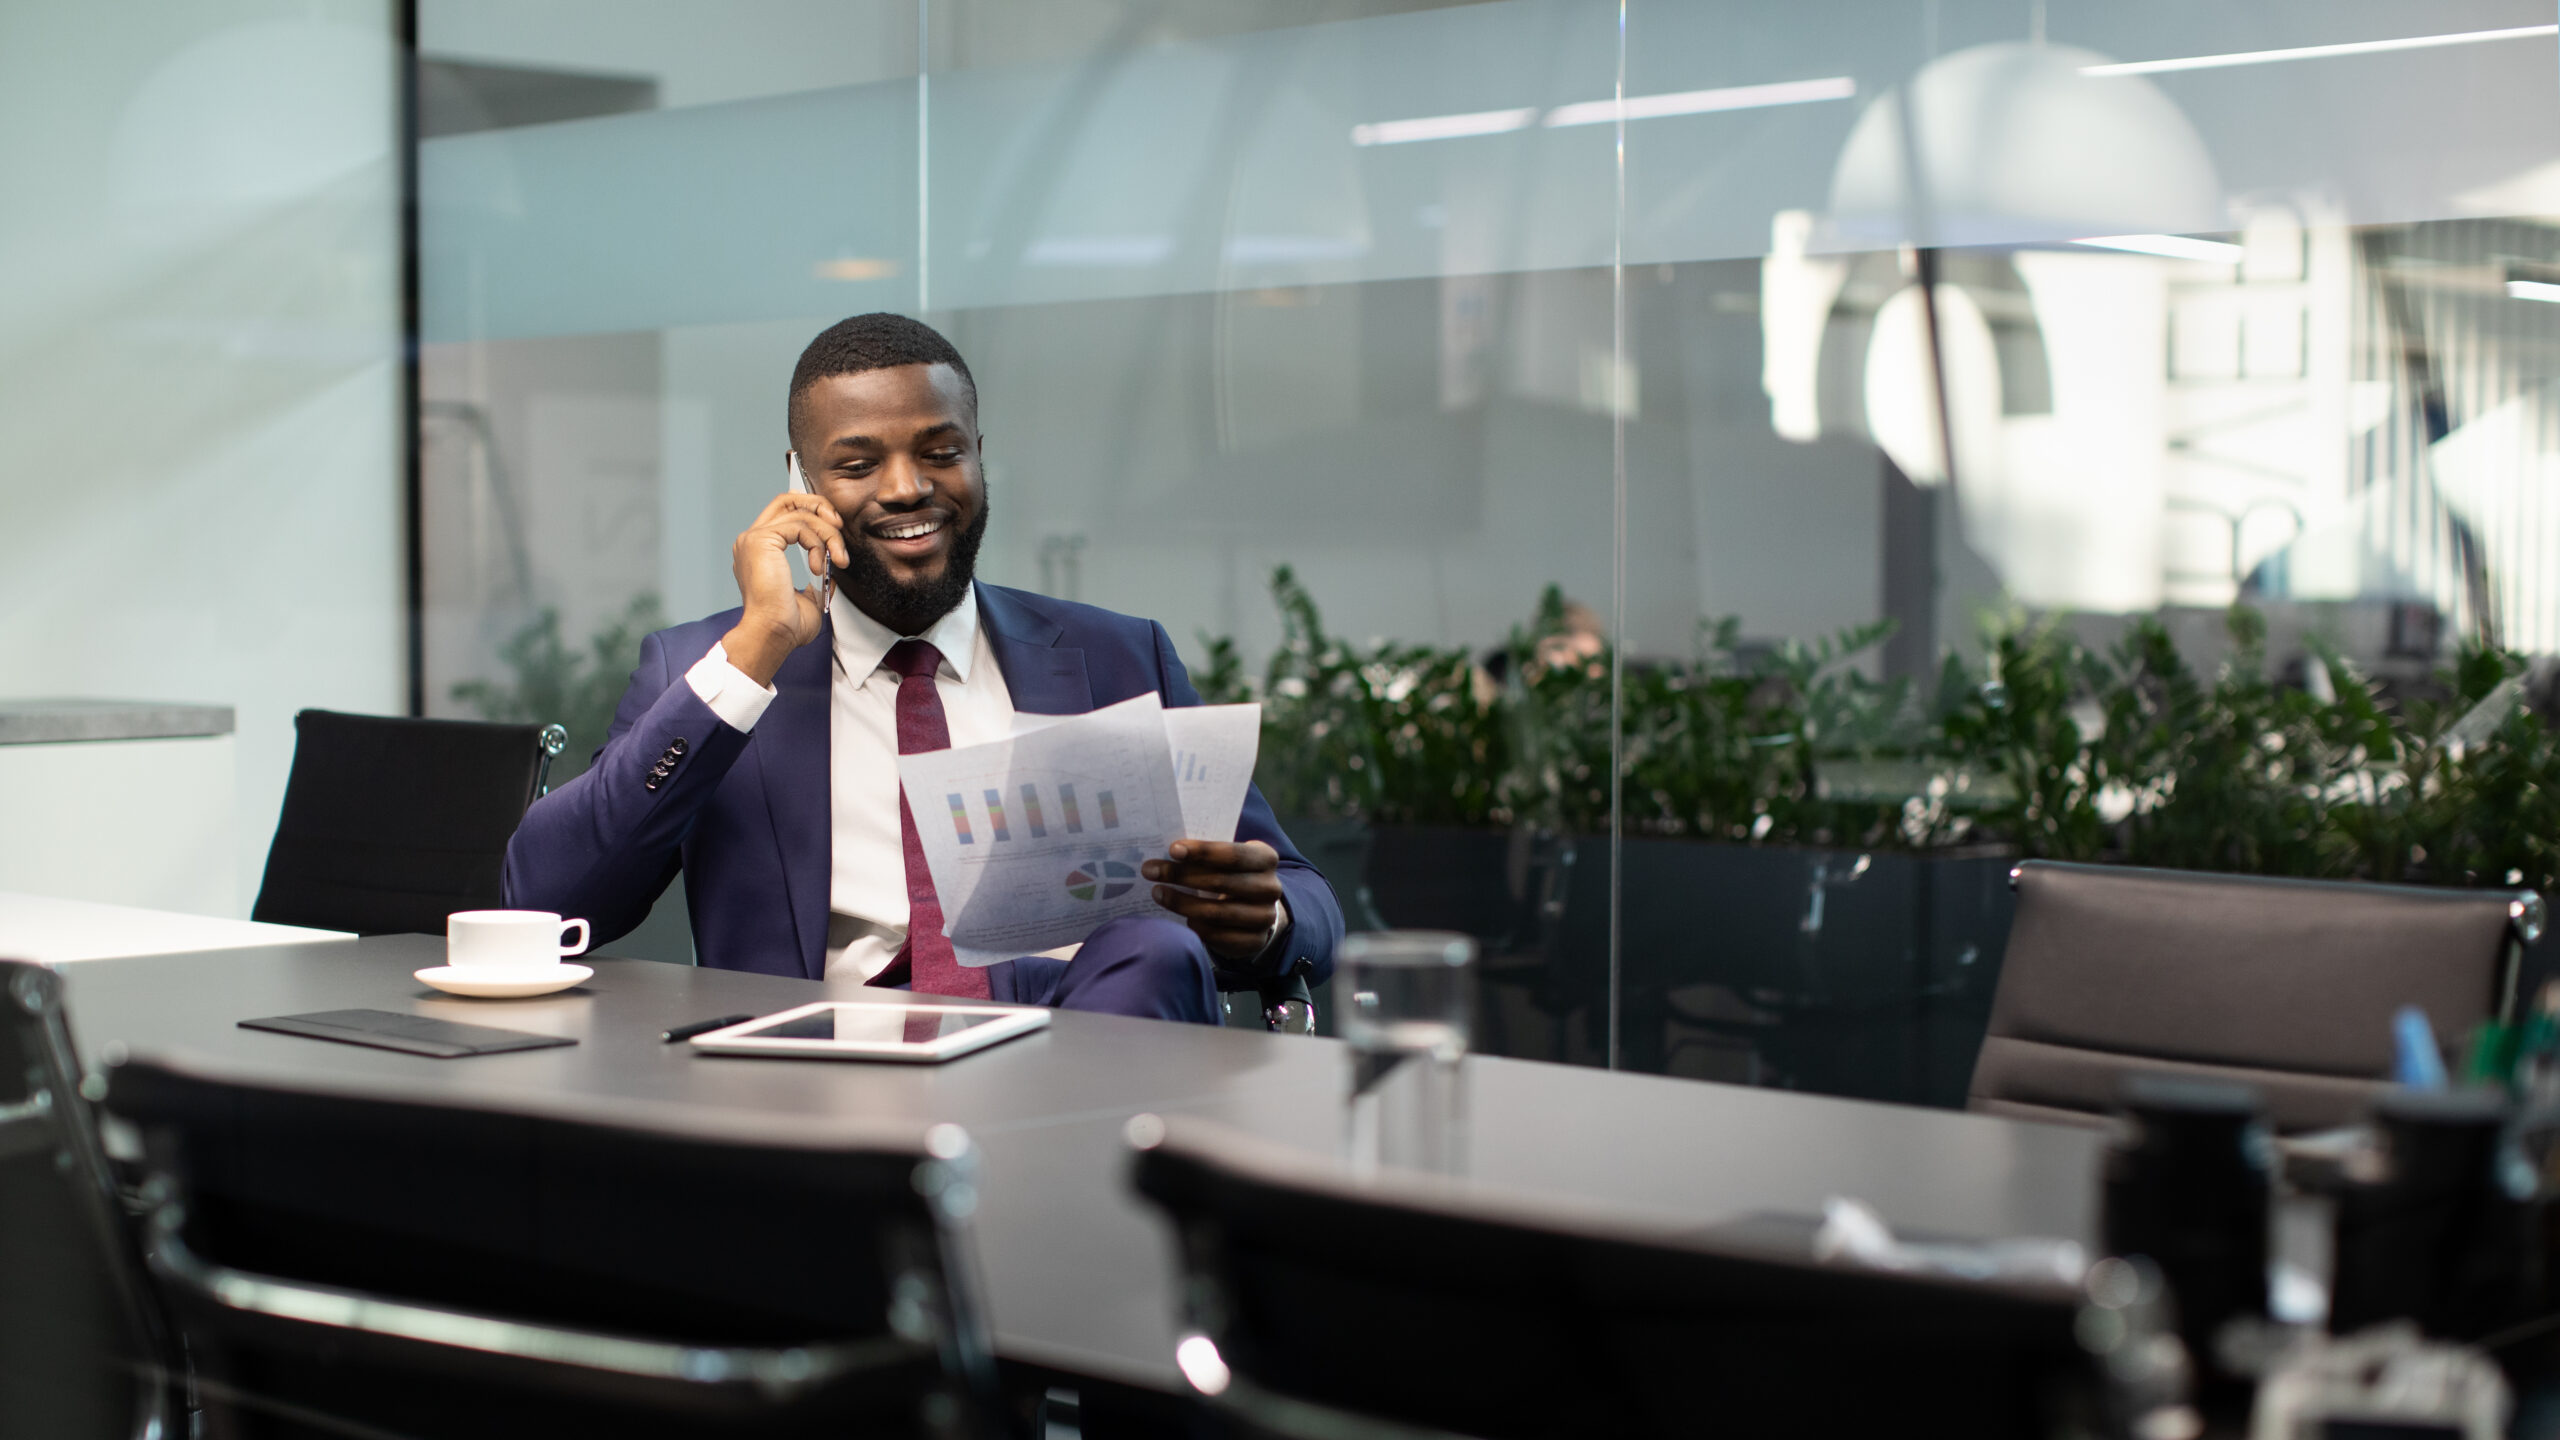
1211, 569, 2560, 900
1937, 615, 2107, 860
2332, 644, 2560, 898
1495, 585, 1610, 832
1240, 566, 1503, 825
1219, 571, 1933, 844
450, 592, 667, 783
2097, 610, 2379, 876
1937, 606, 2560, 898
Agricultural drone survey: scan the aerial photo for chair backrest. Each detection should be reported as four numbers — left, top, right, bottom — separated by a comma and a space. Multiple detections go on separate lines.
252, 709, 551, 935
1130, 1114, 2110, 1440
104, 1051, 1000, 1440
0, 961, 182, 1440
1971, 861, 2542, 1131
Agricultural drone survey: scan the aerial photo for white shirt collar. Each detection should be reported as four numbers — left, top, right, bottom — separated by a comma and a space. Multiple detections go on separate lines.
830, 581, 981, 685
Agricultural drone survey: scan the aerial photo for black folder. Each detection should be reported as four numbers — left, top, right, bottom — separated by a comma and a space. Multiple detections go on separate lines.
239, 1008, 577, 1059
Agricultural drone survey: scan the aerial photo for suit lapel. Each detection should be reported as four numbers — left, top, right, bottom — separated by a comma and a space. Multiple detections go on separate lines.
980, 584, 1092, 715
755, 625, 834, 978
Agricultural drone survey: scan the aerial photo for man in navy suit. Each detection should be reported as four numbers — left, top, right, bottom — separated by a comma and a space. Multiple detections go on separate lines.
504, 313, 1341, 1022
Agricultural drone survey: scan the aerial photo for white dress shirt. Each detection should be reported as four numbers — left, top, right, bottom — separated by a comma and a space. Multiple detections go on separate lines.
684, 584, 1022, 980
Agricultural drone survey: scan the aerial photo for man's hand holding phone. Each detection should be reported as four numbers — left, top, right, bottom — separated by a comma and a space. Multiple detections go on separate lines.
720, 484, 845, 685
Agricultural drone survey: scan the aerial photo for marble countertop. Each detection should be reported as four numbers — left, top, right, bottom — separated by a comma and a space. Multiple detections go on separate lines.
0, 698, 236, 745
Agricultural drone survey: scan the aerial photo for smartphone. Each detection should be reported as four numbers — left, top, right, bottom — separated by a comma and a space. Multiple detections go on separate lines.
786, 452, 833, 608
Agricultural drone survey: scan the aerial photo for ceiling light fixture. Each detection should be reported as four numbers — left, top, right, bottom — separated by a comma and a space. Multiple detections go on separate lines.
1351, 76, 1856, 147
2507, 279, 2560, 303
1542, 76, 1855, 128
813, 258, 900, 281
2084, 23, 2555, 77
1350, 107, 1536, 146
2074, 233, 2243, 263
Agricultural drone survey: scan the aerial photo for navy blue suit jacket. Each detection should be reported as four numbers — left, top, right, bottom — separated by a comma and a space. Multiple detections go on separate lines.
502, 584, 1342, 985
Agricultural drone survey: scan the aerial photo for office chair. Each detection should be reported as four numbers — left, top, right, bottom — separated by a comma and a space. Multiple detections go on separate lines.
1468, 829, 1599, 1063
251, 710, 568, 936
1971, 860, 2545, 1131
1129, 1113, 2170, 1440
0, 960, 185, 1440
105, 1051, 1004, 1440
1355, 825, 1598, 1062
1644, 848, 2018, 1102
1213, 818, 1385, 1034
1217, 960, 1320, 1034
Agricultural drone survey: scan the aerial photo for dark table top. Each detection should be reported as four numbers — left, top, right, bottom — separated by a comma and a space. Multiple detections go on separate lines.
54, 934, 2107, 1391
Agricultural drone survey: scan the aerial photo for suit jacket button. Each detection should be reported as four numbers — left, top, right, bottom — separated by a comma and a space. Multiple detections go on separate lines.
669, 736, 689, 755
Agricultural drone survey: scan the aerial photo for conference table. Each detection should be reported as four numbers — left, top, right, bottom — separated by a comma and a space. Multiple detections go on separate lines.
53, 934, 2108, 1399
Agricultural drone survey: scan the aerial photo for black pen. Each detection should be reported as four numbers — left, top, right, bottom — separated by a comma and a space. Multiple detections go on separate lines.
662, 1013, 754, 1043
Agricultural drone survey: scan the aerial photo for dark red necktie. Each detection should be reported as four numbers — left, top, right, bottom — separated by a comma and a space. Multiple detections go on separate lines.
875, 639, 989, 1000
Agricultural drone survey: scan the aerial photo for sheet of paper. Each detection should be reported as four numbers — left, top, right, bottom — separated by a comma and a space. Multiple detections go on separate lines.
1014, 702, 1261, 841
901, 693, 1203, 967
1163, 703, 1260, 843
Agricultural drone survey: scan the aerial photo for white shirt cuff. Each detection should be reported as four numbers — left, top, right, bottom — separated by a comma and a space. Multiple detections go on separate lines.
684, 643, 777, 733
1257, 897, 1292, 965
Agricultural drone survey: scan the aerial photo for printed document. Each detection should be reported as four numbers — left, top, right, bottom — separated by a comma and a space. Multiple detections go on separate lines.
897, 694, 1261, 966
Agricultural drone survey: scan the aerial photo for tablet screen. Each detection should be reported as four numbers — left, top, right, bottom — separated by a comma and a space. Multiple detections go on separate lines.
732, 1005, 1019, 1043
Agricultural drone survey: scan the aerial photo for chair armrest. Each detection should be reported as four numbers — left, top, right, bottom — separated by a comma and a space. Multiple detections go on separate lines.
1214, 960, 1318, 1034
140, 1202, 921, 1399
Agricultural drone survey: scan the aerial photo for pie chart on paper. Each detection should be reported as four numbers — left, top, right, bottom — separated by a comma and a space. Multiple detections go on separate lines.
1063, 854, 1140, 902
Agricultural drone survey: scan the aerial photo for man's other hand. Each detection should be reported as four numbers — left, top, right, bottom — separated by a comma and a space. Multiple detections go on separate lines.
1144, 839, 1285, 965
720, 491, 847, 684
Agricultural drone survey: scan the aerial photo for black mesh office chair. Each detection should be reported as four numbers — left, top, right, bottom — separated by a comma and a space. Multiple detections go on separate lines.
1129, 1113, 2184, 1440
105, 1052, 1003, 1440
0, 961, 185, 1440
251, 710, 567, 935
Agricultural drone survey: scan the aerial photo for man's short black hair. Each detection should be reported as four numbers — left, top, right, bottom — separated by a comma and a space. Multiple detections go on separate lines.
788, 312, 977, 431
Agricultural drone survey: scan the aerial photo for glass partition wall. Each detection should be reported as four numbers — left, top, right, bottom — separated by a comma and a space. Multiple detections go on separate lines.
417, 0, 2560, 1100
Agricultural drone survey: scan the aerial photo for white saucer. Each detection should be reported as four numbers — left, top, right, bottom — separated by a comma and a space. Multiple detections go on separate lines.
415, 964, 592, 998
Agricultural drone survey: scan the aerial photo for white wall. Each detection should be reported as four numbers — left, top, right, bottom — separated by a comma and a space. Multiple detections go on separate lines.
0, 737, 239, 915
0, 2, 404, 914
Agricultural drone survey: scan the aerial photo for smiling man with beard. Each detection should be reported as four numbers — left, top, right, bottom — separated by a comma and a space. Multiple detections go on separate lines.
503, 313, 1342, 1020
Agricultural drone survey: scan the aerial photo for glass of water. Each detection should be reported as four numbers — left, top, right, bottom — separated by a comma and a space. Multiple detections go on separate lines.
1340, 930, 1476, 1177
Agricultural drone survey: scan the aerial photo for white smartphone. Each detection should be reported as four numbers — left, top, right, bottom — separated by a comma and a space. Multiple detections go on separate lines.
690, 1001, 1051, 1063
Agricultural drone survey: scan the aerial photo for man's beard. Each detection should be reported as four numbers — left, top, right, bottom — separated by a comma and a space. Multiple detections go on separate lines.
831, 497, 990, 637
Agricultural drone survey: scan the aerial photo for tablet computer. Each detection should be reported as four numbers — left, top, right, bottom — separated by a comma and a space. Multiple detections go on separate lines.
689, 1001, 1050, 1062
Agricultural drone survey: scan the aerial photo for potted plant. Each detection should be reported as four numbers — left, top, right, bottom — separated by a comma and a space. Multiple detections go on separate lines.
1205, 571, 2022, 1102
1208, 570, 2560, 1108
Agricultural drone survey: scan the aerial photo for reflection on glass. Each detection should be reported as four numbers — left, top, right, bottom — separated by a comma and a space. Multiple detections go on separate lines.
415, 0, 2560, 1099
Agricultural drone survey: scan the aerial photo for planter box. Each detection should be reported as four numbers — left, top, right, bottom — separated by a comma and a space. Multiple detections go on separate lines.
1305, 815, 2560, 1106
1333, 822, 2018, 1108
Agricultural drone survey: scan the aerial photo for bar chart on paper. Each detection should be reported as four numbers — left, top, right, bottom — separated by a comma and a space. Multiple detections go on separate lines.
944, 779, 1121, 847
898, 693, 1262, 963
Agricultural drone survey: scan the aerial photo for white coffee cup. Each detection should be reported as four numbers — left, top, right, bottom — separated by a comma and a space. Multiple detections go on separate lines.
447, 910, 591, 972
